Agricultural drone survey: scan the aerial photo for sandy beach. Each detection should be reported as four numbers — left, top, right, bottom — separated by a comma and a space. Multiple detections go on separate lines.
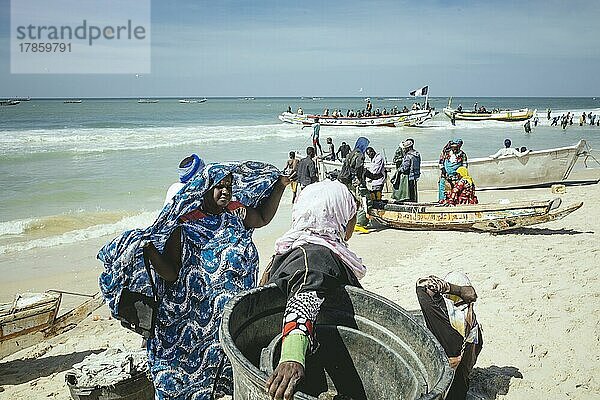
1, 170, 599, 400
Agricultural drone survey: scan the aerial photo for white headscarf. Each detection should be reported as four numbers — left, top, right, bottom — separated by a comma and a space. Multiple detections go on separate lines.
274, 179, 366, 279
443, 271, 479, 344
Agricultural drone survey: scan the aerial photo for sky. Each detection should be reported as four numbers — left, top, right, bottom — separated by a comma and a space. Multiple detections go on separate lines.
1, 0, 599, 98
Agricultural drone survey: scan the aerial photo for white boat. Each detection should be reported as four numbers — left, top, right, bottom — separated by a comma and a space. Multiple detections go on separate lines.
279, 109, 436, 128
63, 99, 83, 103
319, 140, 587, 191
137, 99, 159, 103
443, 98, 534, 122
179, 98, 207, 103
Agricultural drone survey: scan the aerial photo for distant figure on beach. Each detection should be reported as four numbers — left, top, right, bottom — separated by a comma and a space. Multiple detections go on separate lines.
441, 166, 478, 205
579, 113, 586, 126
164, 154, 205, 206
284, 151, 299, 203
490, 138, 529, 159
438, 139, 468, 201
533, 116, 539, 127
365, 146, 386, 200
297, 147, 319, 190
336, 141, 351, 161
551, 116, 559, 126
457, 104, 463, 112
99, 162, 289, 400
325, 137, 336, 161
416, 272, 482, 400
264, 179, 365, 400
451, 112, 456, 126
398, 138, 421, 202
287, 106, 292, 113
366, 99, 372, 113
547, 108, 551, 120
473, 102, 478, 112
302, 117, 323, 156
338, 137, 370, 231
297, 107, 303, 115
524, 120, 532, 133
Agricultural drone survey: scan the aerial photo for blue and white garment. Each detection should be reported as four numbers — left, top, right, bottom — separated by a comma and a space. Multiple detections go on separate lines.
98, 161, 281, 400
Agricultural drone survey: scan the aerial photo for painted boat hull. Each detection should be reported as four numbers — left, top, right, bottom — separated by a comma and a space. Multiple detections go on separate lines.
279, 109, 435, 127
369, 198, 583, 232
0, 292, 104, 359
443, 107, 534, 121
320, 140, 586, 191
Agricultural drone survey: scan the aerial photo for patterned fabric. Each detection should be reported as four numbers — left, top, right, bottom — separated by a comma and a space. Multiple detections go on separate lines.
441, 179, 479, 205
416, 275, 451, 294
98, 161, 281, 400
282, 290, 324, 350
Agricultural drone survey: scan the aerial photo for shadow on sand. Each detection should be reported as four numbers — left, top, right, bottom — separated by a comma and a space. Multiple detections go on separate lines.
0, 349, 104, 386
467, 365, 523, 400
496, 227, 592, 236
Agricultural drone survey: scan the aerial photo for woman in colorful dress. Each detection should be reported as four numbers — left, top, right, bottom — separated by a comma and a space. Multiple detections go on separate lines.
98, 161, 288, 400
438, 139, 468, 201
441, 166, 478, 205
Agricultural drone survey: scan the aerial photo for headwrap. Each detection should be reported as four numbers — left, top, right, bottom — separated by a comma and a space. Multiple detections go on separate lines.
402, 138, 414, 149
178, 154, 205, 183
442, 271, 479, 345
456, 166, 474, 185
451, 138, 463, 147
98, 161, 281, 399
274, 179, 366, 280
504, 138, 512, 148
354, 137, 370, 154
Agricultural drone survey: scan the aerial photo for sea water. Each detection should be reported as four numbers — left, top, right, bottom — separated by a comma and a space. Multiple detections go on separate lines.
1, 97, 600, 256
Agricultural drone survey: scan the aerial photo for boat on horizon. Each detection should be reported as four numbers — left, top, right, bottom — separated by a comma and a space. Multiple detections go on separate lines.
63, 99, 83, 103
443, 98, 534, 122
0, 99, 21, 106
137, 99, 159, 103
279, 109, 436, 128
369, 198, 582, 232
320, 140, 587, 191
179, 98, 207, 103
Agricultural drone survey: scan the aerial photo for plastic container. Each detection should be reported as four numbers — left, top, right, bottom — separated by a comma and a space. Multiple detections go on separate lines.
220, 284, 453, 400
65, 371, 154, 400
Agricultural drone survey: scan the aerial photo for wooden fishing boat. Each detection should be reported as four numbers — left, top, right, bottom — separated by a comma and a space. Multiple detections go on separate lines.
320, 140, 587, 191
443, 99, 534, 122
278, 109, 436, 127
0, 291, 104, 359
368, 198, 583, 232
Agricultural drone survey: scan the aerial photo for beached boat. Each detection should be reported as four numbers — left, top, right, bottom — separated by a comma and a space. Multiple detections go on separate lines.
443, 99, 534, 122
0, 291, 104, 359
320, 140, 587, 191
368, 198, 583, 232
279, 109, 436, 127
137, 99, 159, 104
179, 98, 207, 103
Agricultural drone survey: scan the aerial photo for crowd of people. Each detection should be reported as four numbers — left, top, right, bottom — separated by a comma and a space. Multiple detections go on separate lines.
286, 98, 431, 120
98, 130, 490, 400
547, 109, 599, 130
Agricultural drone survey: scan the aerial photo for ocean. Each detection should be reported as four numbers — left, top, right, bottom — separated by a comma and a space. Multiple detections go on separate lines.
1, 96, 600, 256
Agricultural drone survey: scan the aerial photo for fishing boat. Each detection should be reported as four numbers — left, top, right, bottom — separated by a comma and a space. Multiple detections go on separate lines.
0, 100, 21, 106
279, 108, 436, 127
179, 98, 207, 103
137, 99, 159, 104
0, 291, 104, 359
443, 98, 534, 122
368, 198, 583, 232
63, 99, 83, 103
320, 140, 587, 191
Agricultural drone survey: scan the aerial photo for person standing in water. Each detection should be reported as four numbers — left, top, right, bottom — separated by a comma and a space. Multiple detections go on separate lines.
284, 151, 300, 204
302, 117, 323, 156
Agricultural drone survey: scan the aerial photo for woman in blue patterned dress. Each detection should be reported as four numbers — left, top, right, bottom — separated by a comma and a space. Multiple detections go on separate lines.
98, 161, 288, 400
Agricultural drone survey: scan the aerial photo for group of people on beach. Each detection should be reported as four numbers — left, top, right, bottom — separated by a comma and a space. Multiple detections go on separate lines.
98, 134, 484, 400
547, 109, 599, 129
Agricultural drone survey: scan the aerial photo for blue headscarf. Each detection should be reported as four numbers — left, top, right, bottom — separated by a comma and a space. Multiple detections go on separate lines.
354, 137, 370, 154
178, 154, 205, 183
98, 161, 281, 399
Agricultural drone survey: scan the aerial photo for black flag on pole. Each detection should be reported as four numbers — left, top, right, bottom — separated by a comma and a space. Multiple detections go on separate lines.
410, 85, 429, 96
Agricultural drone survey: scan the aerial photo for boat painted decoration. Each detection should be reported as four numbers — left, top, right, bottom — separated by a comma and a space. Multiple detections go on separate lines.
279, 109, 436, 127
369, 198, 583, 232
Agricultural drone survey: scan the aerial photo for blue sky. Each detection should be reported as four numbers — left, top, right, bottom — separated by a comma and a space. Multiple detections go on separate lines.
1, 0, 599, 97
